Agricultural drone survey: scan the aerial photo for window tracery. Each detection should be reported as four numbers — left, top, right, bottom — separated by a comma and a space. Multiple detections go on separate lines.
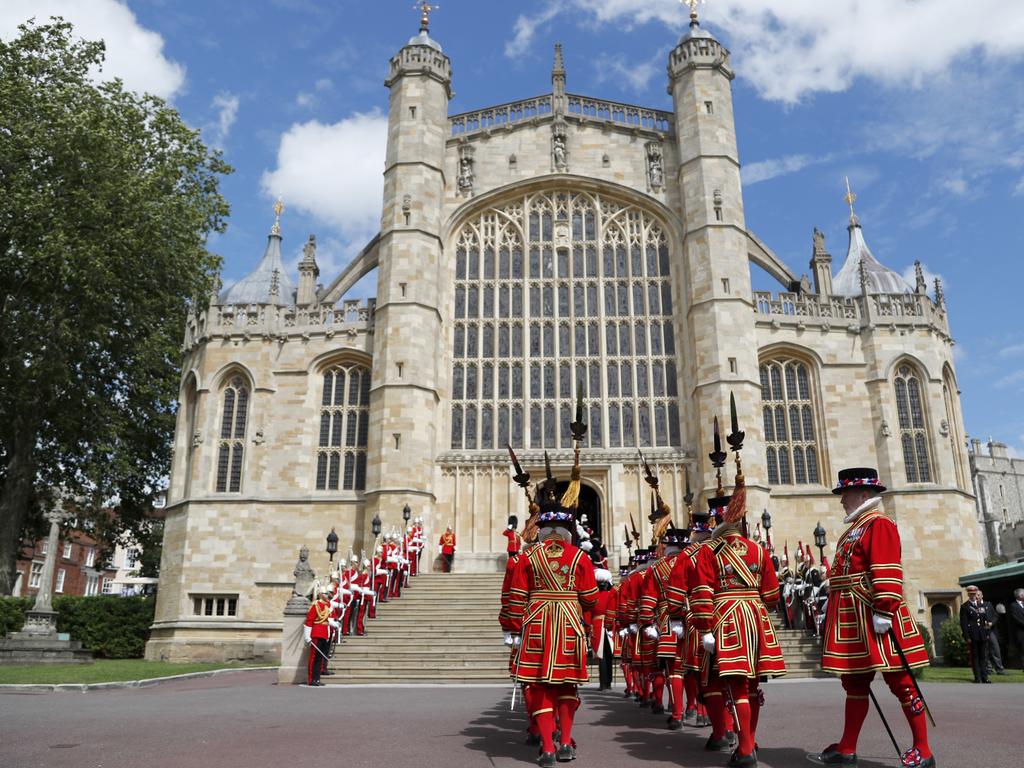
216, 375, 249, 492
894, 364, 931, 483
316, 364, 370, 490
759, 358, 821, 485
451, 190, 680, 450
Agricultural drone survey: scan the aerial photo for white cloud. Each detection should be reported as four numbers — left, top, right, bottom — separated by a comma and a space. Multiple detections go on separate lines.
595, 53, 660, 92
940, 175, 968, 196
206, 92, 239, 148
994, 370, 1024, 390
295, 78, 333, 110
742, 153, 833, 185
1014, 177, 1024, 197
998, 343, 1024, 360
506, 1, 1024, 104
261, 110, 387, 241
0, 0, 186, 100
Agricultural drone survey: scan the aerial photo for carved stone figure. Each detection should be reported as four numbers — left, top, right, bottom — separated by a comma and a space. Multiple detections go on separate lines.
813, 227, 826, 255
292, 545, 316, 599
646, 142, 663, 187
552, 134, 567, 171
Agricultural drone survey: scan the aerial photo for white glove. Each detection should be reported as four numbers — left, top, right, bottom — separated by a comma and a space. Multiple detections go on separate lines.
503, 631, 514, 647
643, 625, 660, 640
302, 625, 312, 645
670, 621, 684, 638
507, 524, 514, 530
702, 633, 716, 654
872, 614, 893, 635
511, 634, 522, 648
328, 619, 339, 630
629, 623, 638, 635
618, 628, 629, 639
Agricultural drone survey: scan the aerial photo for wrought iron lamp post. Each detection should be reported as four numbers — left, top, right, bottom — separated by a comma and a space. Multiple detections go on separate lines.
326, 527, 338, 562
813, 521, 827, 563
761, 509, 772, 552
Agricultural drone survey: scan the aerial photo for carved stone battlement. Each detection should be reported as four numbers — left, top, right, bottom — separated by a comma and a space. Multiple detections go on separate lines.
386, 44, 451, 93
752, 290, 950, 336
669, 37, 733, 79
448, 92, 673, 139
184, 299, 375, 350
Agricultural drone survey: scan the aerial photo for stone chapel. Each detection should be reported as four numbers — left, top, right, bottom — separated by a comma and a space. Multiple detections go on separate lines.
147, 12, 982, 662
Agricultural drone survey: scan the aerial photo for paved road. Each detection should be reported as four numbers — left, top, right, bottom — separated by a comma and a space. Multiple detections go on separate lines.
0, 671, 1018, 768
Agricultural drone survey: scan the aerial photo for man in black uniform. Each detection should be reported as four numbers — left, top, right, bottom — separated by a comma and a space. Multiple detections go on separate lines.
960, 585, 991, 683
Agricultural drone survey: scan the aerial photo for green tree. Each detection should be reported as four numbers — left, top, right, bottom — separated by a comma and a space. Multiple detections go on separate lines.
0, 20, 230, 594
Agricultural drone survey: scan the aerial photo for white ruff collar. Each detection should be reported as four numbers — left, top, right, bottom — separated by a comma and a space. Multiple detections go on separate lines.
844, 495, 882, 524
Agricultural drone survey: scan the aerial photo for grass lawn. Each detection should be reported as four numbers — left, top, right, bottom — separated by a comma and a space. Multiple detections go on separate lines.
919, 666, 1024, 684
0, 659, 270, 685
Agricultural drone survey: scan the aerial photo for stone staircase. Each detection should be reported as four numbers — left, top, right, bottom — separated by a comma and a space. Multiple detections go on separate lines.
324, 573, 827, 684
325, 573, 510, 684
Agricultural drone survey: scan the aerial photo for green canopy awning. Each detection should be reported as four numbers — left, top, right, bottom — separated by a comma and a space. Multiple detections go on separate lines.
958, 560, 1024, 587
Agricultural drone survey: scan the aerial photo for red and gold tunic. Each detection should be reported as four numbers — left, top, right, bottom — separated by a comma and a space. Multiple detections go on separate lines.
821, 507, 929, 674
502, 528, 523, 554
439, 531, 456, 555
591, 588, 616, 657
498, 552, 521, 632
507, 539, 599, 684
304, 598, 333, 640
616, 570, 640, 663
691, 529, 786, 680
639, 554, 681, 660
666, 542, 703, 671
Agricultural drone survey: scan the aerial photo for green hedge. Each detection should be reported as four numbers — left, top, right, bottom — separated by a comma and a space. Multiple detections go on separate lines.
0, 597, 33, 637
1, 596, 155, 658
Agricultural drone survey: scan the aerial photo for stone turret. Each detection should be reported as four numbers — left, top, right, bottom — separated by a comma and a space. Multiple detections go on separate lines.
810, 227, 833, 296
362, 15, 452, 550
667, 9, 767, 505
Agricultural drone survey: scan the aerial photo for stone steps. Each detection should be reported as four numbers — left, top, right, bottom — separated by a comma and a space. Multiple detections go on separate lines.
323, 574, 830, 683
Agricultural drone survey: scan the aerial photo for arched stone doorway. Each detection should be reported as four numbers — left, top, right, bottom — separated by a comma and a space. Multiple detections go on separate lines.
555, 481, 601, 543
930, 603, 952, 657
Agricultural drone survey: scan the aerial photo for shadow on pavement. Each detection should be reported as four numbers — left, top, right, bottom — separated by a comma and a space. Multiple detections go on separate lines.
461, 688, 538, 765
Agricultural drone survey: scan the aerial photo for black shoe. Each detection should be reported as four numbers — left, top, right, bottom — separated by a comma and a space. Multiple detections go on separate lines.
667, 718, 682, 731
727, 750, 758, 768
726, 731, 738, 749
524, 733, 541, 747
982, 679, 992, 684
705, 735, 734, 752
556, 743, 576, 762
899, 747, 935, 768
623, 690, 633, 698
807, 744, 858, 765
553, 730, 561, 746
537, 753, 556, 768
651, 704, 665, 715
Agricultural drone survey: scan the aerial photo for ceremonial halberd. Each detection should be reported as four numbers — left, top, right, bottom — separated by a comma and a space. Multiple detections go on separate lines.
148, 10, 981, 663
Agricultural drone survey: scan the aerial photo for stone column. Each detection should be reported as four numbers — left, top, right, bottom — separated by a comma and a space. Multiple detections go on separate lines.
23, 509, 63, 636
278, 594, 312, 685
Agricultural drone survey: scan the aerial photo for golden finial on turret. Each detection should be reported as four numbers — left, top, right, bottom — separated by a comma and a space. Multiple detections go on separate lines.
415, 1, 439, 33
844, 176, 859, 226
683, 0, 706, 26
271, 196, 284, 236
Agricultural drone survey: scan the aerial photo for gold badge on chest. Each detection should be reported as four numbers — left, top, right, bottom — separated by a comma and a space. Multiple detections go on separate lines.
546, 542, 565, 559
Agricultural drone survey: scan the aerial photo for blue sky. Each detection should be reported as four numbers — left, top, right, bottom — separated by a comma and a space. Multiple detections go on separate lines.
4, 0, 1024, 455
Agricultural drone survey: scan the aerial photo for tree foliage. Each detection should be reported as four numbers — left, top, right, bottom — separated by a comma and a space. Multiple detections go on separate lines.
0, 20, 231, 593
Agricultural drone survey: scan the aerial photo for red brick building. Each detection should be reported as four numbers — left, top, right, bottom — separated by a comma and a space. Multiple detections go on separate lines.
13, 531, 118, 599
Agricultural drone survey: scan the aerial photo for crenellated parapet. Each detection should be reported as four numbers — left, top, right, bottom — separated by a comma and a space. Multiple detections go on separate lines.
386, 42, 452, 97
183, 299, 375, 351
753, 290, 951, 339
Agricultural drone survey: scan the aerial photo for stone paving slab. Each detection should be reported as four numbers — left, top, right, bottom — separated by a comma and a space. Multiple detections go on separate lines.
0, 671, 1017, 768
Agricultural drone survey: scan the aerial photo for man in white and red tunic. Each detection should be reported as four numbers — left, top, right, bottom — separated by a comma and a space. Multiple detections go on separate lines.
639, 530, 689, 722
810, 468, 933, 768
691, 480, 786, 767
507, 504, 598, 767
503, 515, 523, 556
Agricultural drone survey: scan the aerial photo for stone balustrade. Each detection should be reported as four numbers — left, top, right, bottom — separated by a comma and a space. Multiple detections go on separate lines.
752, 290, 949, 336
184, 299, 375, 349
448, 92, 673, 138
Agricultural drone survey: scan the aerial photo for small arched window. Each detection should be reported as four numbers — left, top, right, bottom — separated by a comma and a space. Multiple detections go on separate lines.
316, 363, 370, 491
216, 375, 249, 492
894, 364, 931, 483
760, 357, 821, 486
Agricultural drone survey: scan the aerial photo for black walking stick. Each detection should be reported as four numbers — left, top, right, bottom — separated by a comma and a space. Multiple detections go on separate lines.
867, 686, 902, 758
889, 629, 936, 727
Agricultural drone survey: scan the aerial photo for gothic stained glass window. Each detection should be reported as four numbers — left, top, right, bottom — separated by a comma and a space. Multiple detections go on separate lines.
760, 358, 822, 486
894, 364, 932, 483
316, 364, 371, 490
450, 190, 680, 450
216, 375, 249, 492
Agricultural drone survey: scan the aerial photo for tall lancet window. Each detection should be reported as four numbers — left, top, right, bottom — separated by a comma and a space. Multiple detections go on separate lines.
450, 189, 680, 450
760, 358, 821, 485
316, 364, 370, 490
894, 364, 931, 483
216, 375, 249, 492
